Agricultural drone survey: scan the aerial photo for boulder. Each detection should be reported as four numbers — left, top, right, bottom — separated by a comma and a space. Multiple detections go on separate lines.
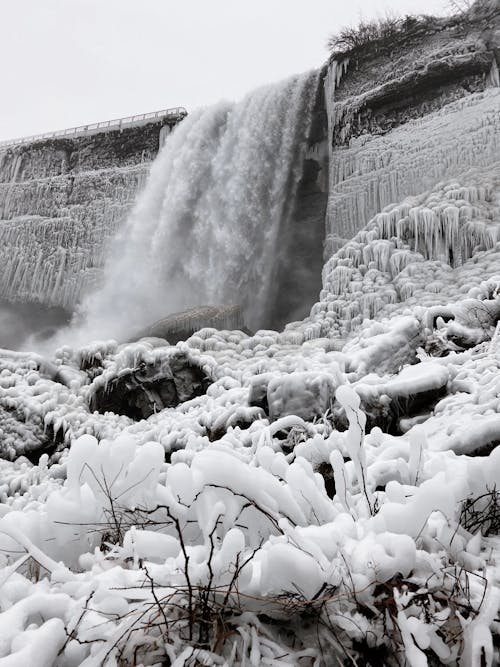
355, 361, 449, 434
132, 305, 245, 344
267, 371, 340, 422
90, 352, 211, 420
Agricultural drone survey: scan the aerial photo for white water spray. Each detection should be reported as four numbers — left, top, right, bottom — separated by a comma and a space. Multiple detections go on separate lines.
64, 72, 318, 345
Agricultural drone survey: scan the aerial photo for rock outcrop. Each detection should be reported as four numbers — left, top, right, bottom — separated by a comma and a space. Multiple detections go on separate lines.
133, 305, 246, 344
89, 351, 211, 420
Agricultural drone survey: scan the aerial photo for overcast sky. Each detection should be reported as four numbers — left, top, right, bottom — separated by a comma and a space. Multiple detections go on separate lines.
1, 0, 449, 141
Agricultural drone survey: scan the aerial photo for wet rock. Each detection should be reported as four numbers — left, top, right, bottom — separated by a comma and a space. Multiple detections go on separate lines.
355, 361, 449, 434
132, 305, 245, 344
90, 352, 211, 420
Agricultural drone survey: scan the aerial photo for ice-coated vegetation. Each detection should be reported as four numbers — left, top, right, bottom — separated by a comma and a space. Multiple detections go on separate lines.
1, 254, 500, 664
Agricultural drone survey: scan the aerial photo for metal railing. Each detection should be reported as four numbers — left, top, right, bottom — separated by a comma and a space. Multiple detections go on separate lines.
0, 106, 188, 149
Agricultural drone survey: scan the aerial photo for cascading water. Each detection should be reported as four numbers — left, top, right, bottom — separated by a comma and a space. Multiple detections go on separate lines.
63, 71, 319, 345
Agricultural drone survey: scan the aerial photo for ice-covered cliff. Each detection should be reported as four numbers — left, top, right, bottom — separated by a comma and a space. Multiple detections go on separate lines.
300, 2, 500, 340
0, 117, 179, 314
324, 4, 500, 250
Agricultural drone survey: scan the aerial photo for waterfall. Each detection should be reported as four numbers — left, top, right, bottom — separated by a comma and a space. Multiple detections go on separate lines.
65, 71, 319, 345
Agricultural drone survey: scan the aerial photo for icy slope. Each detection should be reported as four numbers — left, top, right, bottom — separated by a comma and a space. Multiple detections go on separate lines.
326, 89, 500, 252
0, 278, 500, 664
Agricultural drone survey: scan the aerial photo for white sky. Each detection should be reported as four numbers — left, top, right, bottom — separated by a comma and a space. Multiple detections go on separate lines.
1, 0, 449, 141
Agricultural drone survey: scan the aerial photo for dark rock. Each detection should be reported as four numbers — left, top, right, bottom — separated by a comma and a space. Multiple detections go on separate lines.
362, 384, 448, 435
132, 305, 245, 344
79, 352, 104, 380
356, 362, 449, 435
90, 352, 211, 420
316, 462, 336, 499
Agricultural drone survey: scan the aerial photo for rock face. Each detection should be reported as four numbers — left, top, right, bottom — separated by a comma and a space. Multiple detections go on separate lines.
323, 7, 500, 252
89, 352, 211, 420
0, 118, 181, 313
271, 79, 329, 328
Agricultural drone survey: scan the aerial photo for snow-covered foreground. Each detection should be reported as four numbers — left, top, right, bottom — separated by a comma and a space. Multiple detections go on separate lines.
1, 252, 500, 664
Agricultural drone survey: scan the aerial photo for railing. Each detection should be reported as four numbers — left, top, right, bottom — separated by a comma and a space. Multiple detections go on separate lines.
0, 106, 188, 149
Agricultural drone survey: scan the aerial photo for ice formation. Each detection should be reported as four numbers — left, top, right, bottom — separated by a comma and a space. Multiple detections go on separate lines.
326, 90, 500, 252
302, 95, 500, 341
2, 13, 500, 667
0, 160, 148, 310
1, 290, 500, 664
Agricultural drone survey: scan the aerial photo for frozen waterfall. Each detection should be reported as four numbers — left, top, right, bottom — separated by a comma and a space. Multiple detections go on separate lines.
67, 72, 319, 345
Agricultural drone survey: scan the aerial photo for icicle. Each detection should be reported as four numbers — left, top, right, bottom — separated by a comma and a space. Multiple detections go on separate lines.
371, 240, 394, 272
326, 90, 500, 246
